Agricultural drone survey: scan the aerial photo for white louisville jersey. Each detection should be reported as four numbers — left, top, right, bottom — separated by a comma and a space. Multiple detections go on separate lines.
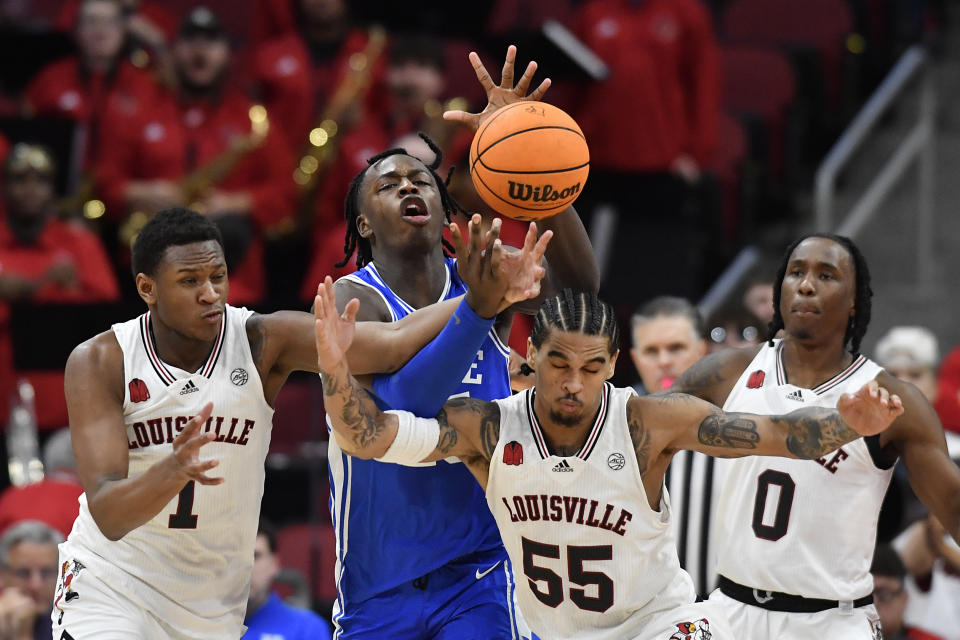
487, 383, 696, 640
63, 305, 274, 639
715, 339, 894, 601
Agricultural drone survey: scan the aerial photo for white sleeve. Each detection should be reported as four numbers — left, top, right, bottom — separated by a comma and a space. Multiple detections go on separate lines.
375, 410, 441, 465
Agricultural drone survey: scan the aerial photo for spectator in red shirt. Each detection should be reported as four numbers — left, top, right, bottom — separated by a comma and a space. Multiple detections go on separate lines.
251, 0, 387, 155
0, 428, 83, 539
98, 7, 297, 305
23, 0, 160, 168
0, 144, 120, 425
566, 0, 720, 308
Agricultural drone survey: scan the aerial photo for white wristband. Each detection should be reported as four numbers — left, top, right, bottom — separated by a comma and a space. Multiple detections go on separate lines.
376, 410, 440, 465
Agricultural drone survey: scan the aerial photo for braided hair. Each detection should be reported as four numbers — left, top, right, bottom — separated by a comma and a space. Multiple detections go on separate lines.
336, 133, 466, 269
765, 233, 873, 355
531, 289, 620, 355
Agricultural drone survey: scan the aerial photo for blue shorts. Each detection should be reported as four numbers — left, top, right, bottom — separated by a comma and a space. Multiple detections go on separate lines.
332, 550, 533, 639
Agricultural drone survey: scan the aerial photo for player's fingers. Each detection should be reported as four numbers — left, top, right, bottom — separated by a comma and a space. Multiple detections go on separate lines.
489, 238, 503, 276
342, 298, 360, 323
469, 51, 496, 93
533, 229, 553, 261
891, 394, 904, 413
467, 213, 483, 262
174, 403, 213, 443
442, 109, 472, 125
483, 218, 502, 266
878, 386, 890, 406
521, 221, 538, 254
527, 78, 552, 102
501, 45, 517, 88
514, 60, 538, 96
182, 431, 216, 457
449, 221, 466, 257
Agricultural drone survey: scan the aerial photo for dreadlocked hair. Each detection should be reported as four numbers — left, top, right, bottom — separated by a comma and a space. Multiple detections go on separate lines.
531, 289, 620, 355
765, 233, 873, 355
336, 133, 466, 268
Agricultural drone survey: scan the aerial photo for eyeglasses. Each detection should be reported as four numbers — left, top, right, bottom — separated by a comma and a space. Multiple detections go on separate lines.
7, 566, 58, 582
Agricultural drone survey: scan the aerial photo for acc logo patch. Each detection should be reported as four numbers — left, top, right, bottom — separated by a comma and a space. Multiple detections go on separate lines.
607, 452, 625, 470
503, 441, 523, 466
128, 378, 150, 403
231, 368, 249, 386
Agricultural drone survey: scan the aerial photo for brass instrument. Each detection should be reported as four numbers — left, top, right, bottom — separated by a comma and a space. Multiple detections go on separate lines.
118, 104, 270, 247
293, 26, 388, 223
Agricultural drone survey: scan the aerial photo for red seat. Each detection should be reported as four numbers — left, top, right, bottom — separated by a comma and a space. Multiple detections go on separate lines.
722, 0, 853, 111
276, 522, 339, 604
720, 44, 796, 179
709, 113, 749, 243
269, 377, 327, 457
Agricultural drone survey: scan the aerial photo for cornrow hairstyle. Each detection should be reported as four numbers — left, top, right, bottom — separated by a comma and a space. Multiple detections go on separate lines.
531, 289, 620, 355
765, 233, 873, 355
337, 133, 466, 269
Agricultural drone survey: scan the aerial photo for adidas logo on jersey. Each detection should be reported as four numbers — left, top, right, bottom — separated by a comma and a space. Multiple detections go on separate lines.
179, 380, 199, 396
552, 460, 574, 473
785, 389, 804, 402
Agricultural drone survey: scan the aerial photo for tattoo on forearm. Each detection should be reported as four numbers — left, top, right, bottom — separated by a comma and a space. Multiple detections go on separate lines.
698, 412, 760, 449
626, 400, 652, 475
779, 408, 856, 459
323, 369, 385, 450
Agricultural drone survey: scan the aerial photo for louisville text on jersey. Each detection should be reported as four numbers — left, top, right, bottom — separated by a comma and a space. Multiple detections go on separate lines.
501, 494, 633, 536
127, 415, 257, 450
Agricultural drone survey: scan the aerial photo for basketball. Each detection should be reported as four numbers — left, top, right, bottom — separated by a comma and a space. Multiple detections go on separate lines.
469, 101, 589, 221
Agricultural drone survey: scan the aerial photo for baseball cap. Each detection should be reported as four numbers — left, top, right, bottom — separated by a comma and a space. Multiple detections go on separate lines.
179, 6, 225, 39
874, 326, 939, 369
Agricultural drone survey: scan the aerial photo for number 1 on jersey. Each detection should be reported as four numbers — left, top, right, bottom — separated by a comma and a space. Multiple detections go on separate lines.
169, 481, 198, 529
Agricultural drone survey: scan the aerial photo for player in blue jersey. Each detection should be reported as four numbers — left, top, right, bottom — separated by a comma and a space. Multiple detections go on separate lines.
326, 46, 599, 638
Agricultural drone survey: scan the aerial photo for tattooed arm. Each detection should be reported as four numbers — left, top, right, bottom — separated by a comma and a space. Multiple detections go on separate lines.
635, 380, 904, 461
320, 356, 501, 466
666, 346, 760, 405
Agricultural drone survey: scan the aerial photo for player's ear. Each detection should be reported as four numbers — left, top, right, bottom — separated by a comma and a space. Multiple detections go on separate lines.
136, 272, 157, 306
356, 213, 373, 239
526, 337, 537, 370
607, 350, 619, 380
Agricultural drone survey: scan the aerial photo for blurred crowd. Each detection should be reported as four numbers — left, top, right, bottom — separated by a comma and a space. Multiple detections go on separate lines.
0, 0, 952, 637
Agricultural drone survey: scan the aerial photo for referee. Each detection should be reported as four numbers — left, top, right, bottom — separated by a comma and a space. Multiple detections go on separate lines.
629, 296, 719, 598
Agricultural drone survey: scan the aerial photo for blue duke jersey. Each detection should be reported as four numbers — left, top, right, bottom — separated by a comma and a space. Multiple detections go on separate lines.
329, 258, 512, 603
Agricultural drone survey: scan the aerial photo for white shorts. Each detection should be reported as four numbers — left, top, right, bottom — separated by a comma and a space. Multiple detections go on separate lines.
51, 553, 203, 640
709, 589, 882, 640
633, 600, 734, 640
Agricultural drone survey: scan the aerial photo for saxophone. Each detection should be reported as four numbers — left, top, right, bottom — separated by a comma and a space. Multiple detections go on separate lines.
293, 26, 388, 223
119, 104, 270, 247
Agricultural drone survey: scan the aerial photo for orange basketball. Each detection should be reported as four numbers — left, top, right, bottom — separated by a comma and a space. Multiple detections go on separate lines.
469, 101, 589, 221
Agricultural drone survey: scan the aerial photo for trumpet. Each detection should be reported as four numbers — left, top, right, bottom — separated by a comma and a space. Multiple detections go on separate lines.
118, 105, 270, 247
293, 26, 387, 221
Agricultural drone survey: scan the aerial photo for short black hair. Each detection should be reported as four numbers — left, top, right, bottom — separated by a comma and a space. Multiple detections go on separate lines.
257, 518, 278, 554
531, 289, 620, 355
631, 296, 706, 342
338, 134, 464, 269
871, 543, 906, 580
766, 233, 872, 355
131, 207, 224, 277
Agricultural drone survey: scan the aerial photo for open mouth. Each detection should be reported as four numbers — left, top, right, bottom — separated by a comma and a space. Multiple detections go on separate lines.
400, 196, 430, 224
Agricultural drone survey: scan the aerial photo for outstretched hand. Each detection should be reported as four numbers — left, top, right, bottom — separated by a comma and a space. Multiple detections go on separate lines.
443, 45, 551, 133
170, 402, 222, 485
498, 220, 552, 310
837, 379, 904, 436
314, 276, 359, 374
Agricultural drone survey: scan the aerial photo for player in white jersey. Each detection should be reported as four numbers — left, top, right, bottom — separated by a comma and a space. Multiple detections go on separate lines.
670, 233, 960, 639
50, 206, 546, 639
313, 285, 904, 640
